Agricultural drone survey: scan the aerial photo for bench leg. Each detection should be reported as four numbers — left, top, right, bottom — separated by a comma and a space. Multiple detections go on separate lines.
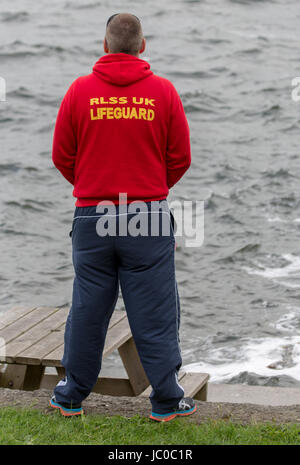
22, 365, 45, 391
0, 364, 45, 391
0, 364, 27, 389
118, 338, 150, 396
56, 367, 65, 378
194, 383, 208, 401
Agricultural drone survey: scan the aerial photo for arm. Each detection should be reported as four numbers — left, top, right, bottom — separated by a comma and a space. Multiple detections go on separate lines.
52, 82, 77, 185
166, 85, 191, 189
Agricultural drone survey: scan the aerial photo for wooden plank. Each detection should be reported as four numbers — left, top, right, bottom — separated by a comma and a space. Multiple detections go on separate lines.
109, 311, 126, 329
140, 372, 209, 399
141, 370, 186, 397
3, 307, 69, 363
40, 374, 61, 389
0, 307, 60, 351
41, 311, 129, 367
180, 372, 209, 398
118, 338, 150, 395
41, 374, 135, 396
103, 316, 132, 358
0, 308, 125, 362
93, 376, 134, 396
40, 345, 64, 367
10, 307, 120, 365
0, 306, 37, 330
15, 320, 66, 366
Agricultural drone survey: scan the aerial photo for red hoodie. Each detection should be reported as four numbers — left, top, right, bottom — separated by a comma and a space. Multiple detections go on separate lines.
52, 53, 191, 206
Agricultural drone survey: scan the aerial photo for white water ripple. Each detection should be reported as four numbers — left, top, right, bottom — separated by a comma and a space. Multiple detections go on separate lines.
244, 254, 300, 288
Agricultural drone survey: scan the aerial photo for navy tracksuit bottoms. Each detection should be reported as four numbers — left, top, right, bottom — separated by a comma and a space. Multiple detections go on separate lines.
54, 202, 184, 414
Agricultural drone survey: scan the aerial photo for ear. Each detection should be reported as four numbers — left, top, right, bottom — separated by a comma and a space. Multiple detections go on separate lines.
139, 38, 146, 54
103, 37, 109, 54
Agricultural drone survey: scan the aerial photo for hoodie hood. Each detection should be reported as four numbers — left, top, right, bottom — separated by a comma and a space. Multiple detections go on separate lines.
92, 53, 153, 86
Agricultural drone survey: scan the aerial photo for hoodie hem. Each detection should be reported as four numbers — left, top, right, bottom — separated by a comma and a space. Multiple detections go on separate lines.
75, 195, 168, 207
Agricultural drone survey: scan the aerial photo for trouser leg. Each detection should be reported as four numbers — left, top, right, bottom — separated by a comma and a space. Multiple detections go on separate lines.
54, 211, 119, 404
117, 213, 184, 414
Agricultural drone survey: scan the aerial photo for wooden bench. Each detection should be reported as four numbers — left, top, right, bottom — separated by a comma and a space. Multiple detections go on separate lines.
0, 306, 209, 400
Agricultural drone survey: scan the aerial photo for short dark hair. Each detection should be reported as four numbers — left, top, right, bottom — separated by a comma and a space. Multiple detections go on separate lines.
105, 13, 143, 56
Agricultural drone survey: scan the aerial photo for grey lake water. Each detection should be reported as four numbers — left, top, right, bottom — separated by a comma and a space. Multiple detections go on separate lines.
1, 0, 300, 386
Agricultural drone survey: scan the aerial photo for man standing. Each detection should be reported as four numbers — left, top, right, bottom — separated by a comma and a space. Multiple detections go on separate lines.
51, 13, 193, 422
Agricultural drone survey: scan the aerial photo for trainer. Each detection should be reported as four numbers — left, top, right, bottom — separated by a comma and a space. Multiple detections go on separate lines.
51, 13, 193, 422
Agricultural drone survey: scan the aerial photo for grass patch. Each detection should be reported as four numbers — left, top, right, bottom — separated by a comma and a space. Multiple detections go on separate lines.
0, 406, 300, 445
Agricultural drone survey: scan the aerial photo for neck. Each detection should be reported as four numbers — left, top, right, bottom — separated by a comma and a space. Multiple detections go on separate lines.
107, 51, 140, 58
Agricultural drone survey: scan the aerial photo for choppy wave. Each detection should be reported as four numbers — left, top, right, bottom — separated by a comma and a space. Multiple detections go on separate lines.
244, 254, 300, 289
0, 11, 29, 22
229, 0, 273, 4
0, 41, 84, 61
185, 308, 300, 384
1, 0, 300, 387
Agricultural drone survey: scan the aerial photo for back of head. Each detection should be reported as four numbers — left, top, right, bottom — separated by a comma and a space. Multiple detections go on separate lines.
105, 13, 143, 56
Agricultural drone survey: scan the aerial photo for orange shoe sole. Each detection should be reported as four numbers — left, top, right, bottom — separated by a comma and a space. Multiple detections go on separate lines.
49, 399, 84, 417
149, 405, 197, 422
